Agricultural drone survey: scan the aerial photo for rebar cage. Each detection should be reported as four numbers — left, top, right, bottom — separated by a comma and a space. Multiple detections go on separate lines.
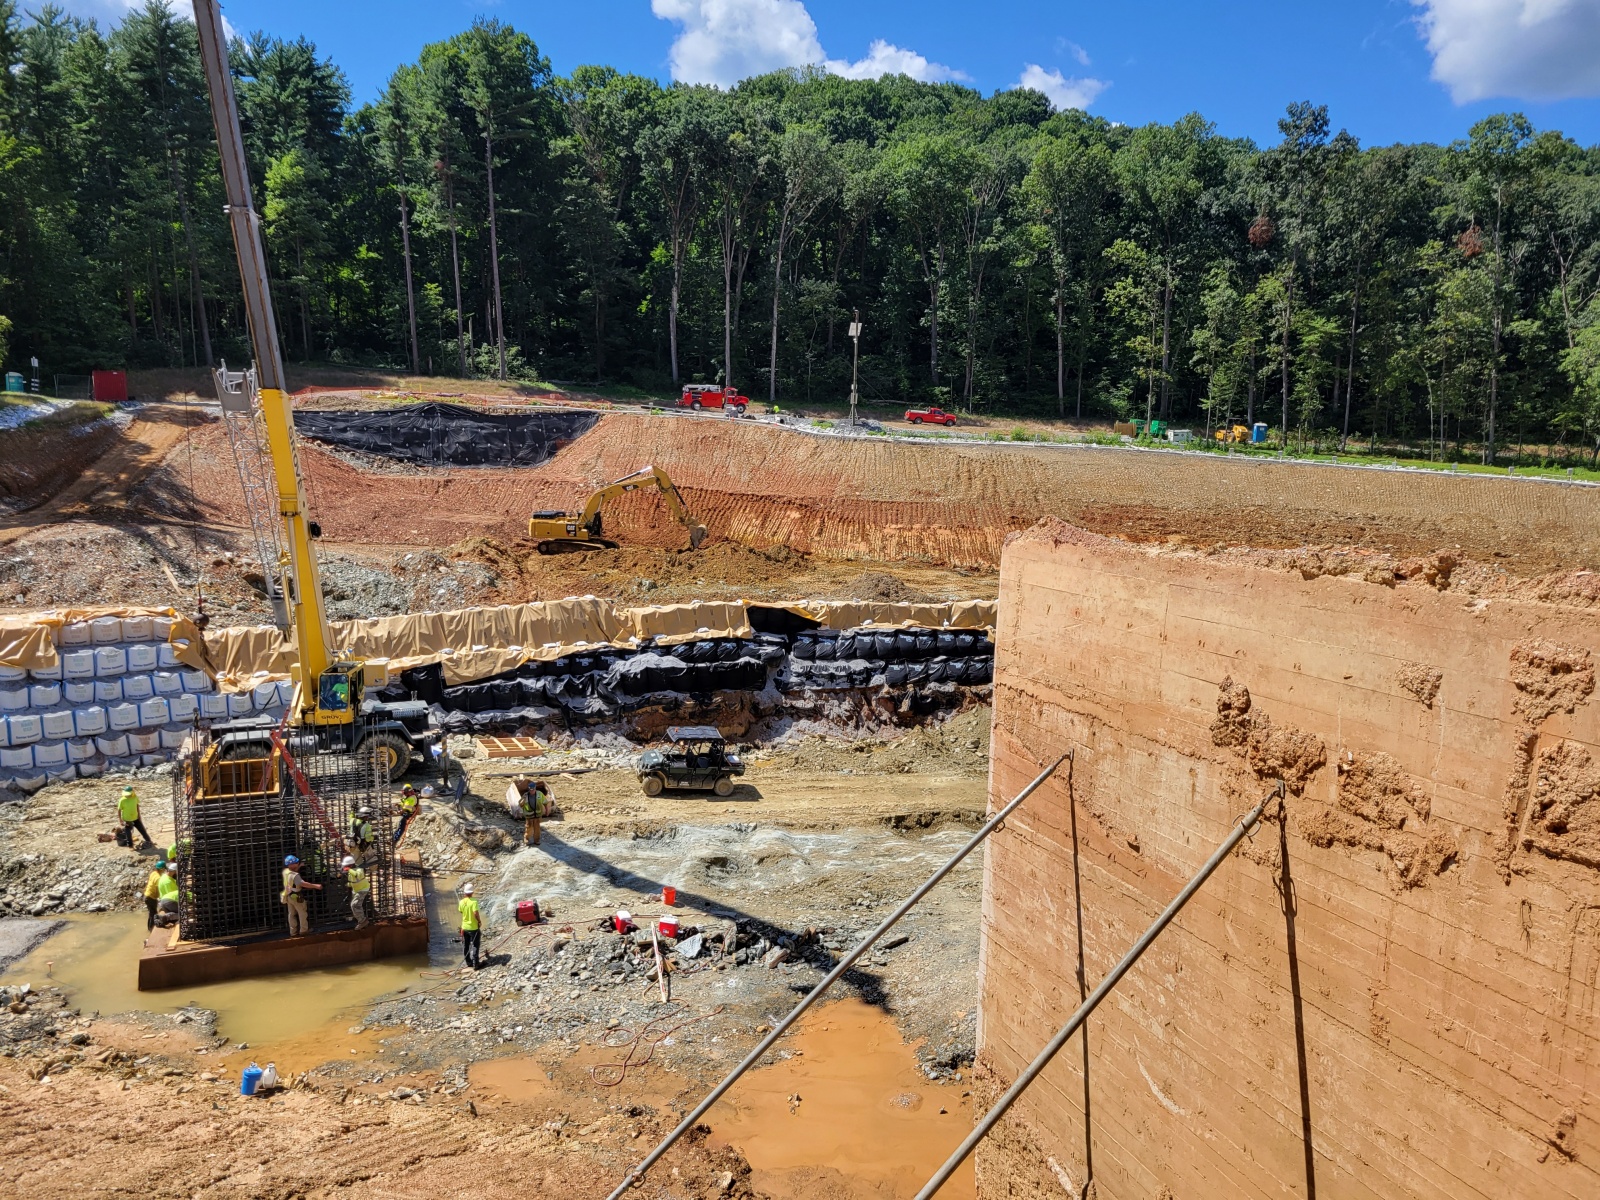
170, 716, 401, 941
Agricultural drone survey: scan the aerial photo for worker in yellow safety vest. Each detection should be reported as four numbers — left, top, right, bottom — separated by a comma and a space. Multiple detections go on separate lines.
393, 785, 421, 846
510, 777, 553, 847
142, 860, 166, 931
342, 855, 371, 929
156, 862, 180, 926
280, 855, 323, 937
458, 881, 482, 970
118, 786, 154, 850
347, 807, 375, 862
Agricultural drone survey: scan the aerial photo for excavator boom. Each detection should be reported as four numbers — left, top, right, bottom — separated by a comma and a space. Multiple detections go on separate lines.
530, 465, 707, 552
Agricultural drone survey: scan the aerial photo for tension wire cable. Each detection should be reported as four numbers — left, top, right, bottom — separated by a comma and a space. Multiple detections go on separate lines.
604, 750, 1069, 1200
912, 780, 1287, 1200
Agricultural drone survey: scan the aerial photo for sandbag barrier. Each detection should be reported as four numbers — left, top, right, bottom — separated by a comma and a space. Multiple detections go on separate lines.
390, 626, 995, 737
0, 614, 288, 794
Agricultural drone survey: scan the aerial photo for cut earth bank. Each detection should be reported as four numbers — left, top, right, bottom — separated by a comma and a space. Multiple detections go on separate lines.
978, 520, 1600, 1200
0, 709, 992, 1200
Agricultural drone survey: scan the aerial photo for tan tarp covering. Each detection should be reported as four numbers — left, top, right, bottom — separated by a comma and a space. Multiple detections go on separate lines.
0, 605, 213, 675
202, 596, 994, 687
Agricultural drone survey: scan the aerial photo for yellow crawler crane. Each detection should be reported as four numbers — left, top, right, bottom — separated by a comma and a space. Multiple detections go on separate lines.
191, 0, 437, 785
528, 465, 708, 554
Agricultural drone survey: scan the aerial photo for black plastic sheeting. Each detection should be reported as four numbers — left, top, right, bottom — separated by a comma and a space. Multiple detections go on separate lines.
294, 403, 599, 468
378, 625, 995, 728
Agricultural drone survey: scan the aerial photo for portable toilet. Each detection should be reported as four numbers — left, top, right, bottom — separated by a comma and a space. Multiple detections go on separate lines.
1251, 422, 1269, 444
4, 372, 22, 393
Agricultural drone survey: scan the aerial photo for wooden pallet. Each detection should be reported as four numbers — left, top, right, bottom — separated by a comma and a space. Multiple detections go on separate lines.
476, 735, 545, 759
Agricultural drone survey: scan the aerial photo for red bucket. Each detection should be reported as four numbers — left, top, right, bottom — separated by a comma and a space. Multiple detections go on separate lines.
662, 885, 677, 906
658, 916, 679, 939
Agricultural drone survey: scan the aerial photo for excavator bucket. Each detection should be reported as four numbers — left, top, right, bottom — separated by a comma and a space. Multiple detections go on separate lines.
689, 524, 707, 550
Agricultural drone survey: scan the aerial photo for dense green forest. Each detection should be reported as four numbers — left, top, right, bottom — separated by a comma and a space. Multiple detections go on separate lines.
3, 1, 1600, 461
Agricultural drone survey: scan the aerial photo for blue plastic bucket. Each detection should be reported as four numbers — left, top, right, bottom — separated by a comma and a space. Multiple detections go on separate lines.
240, 1064, 263, 1096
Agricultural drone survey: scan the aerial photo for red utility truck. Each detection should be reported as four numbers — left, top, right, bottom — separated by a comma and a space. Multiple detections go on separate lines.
678, 384, 749, 414
904, 406, 957, 426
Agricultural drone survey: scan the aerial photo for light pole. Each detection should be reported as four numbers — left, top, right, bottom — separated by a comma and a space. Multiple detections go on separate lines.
847, 310, 862, 426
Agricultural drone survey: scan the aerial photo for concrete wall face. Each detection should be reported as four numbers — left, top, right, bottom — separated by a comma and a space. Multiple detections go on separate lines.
977, 525, 1600, 1200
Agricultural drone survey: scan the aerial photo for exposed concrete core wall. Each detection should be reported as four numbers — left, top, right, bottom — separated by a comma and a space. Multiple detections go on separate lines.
977, 521, 1599, 1200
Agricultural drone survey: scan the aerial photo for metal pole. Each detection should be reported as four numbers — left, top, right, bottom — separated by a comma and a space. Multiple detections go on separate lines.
848, 309, 861, 426
605, 752, 1069, 1199
913, 782, 1284, 1200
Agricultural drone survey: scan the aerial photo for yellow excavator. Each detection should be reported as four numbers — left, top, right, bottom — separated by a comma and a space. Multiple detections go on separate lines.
190, 0, 437, 785
529, 465, 708, 554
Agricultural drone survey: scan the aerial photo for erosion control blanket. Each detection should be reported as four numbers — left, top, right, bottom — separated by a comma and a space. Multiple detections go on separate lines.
293, 403, 599, 468
204, 597, 995, 687
0, 606, 213, 674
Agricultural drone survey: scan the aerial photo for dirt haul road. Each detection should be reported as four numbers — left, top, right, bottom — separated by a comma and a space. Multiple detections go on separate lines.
128, 408, 1600, 575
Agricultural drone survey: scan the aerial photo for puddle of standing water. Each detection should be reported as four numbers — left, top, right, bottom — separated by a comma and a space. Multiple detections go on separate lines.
0, 910, 428, 1050
709, 998, 975, 1200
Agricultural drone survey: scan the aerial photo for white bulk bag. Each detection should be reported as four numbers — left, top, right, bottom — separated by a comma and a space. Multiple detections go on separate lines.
153, 672, 182, 696
121, 674, 153, 700
59, 621, 92, 646
168, 694, 198, 722
0, 664, 24, 682
199, 693, 228, 719
128, 730, 160, 753
77, 759, 103, 778
28, 661, 62, 681
31, 741, 67, 768
253, 682, 278, 710
180, 670, 210, 693
89, 615, 123, 644
66, 739, 95, 763
29, 683, 61, 708
7, 713, 41, 744
157, 643, 178, 668
107, 703, 139, 731
226, 692, 254, 717
120, 615, 153, 641
39, 710, 74, 739
11, 772, 46, 792
95, 733, 130, 757
47, 765, 78, 784
94, 646, 127, 676
159, 727, 188, 749
94, 678, 123, 702
61, 650, 95, 679
0, 746, 32, 769
0, 688, 28, 713
138, 697, 171, 726
73, 706, 108, 737
63, 681, 94, 705
152, 615, 175, 639
125, 643, 158, 672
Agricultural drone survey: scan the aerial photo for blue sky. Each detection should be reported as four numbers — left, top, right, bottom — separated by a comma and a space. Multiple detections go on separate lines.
62, 0, 1600, 146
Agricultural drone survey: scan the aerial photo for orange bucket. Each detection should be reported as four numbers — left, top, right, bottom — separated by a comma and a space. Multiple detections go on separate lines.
662, 885, 677, 906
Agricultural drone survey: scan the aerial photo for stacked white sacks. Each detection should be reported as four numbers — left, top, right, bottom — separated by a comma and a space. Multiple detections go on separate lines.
0, 616, 291, 792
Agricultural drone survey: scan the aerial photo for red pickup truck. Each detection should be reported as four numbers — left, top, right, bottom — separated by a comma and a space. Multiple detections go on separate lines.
678, 384, 749, 414
905, 406, 957, 426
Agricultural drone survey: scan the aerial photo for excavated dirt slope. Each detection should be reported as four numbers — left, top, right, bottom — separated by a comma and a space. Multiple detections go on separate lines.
977, 520, 1600, 1200
128, 410, 1600, 574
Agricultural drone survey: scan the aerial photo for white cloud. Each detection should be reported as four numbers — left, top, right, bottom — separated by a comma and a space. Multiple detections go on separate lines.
823, 38, 967, 82
1016, 63, 1108, 111
1414, 0, 1600, 102
1054, 37, 1092, 67
651, 0, 962, 87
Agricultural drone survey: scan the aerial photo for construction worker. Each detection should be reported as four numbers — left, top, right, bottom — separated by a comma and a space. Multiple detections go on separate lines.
458, 881, 482, 969
342, 855, 370, 929
156, 861, 180, 926
142, 860, 166, 931
393, 785, 421, 846
511, 777, 553, 847
280, 855, 322, 937
117, 785, 154, 850
347, 806, 375, 862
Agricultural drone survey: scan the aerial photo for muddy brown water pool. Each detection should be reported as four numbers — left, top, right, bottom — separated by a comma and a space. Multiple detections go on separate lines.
0, 911, 427, 1047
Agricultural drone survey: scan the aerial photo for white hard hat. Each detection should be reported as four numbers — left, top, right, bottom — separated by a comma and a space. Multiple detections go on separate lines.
421, 786, 436, 798
462, 882, 475, 895
341, 855, 356, 868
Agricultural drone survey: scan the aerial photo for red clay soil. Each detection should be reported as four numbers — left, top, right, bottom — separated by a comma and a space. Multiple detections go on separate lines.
125, 410, 1600, 576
